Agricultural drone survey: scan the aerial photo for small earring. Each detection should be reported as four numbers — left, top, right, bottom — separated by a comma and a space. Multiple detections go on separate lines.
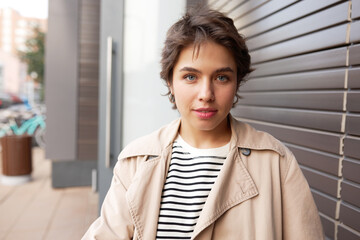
232, 95, 239, 107
169, 93, 175, 103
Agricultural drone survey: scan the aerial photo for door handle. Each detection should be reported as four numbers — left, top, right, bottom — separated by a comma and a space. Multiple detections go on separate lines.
105, 36, 113, 168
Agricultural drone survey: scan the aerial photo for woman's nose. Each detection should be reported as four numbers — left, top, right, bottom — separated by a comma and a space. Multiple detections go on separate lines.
198, 79, 215, 102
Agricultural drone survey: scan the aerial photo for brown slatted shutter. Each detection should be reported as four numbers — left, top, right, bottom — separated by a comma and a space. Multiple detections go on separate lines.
77, 0, 100, 160
209, 0, 360, 239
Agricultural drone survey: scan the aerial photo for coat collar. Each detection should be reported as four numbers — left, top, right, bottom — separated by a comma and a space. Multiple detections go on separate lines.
229, 116, 285, 156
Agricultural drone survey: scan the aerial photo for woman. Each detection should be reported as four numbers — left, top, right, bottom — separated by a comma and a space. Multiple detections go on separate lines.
83, 7, 324, 240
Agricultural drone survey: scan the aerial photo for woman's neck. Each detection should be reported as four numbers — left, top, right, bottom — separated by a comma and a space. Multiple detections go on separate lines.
179, 117, 232, 149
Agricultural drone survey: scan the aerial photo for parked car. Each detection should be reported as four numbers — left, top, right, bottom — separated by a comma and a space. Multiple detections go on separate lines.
0, 93, 23, 109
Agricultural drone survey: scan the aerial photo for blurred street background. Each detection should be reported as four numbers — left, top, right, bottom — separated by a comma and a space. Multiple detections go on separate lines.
0, 1, 98, 239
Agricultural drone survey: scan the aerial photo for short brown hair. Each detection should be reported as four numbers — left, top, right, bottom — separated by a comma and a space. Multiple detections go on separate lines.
160, 7, 252, 108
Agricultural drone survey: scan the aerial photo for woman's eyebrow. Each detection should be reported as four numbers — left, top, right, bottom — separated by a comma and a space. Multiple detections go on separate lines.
179, 67, 234, 73
179, 67, 201, 73
215, 67, 234, 73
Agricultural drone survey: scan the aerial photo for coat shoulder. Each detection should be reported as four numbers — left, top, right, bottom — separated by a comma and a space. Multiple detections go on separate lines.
232, 118, 290, 157
233, 120, 296, 182
118, 118, 181, 160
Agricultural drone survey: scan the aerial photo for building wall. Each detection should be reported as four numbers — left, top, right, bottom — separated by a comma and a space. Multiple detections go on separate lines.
45, 0, 79, 161
46, 0, 100, 162
210, 0, 360, 239
45, 0, 99, 187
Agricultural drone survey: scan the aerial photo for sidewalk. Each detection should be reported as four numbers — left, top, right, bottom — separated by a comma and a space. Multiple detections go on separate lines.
0, 147, 98, 240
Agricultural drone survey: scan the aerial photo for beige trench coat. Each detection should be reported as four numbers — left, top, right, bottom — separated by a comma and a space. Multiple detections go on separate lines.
83, 116, 324, 240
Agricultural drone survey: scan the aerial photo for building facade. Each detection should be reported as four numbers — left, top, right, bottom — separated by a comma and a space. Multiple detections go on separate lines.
0, 7, 46, 97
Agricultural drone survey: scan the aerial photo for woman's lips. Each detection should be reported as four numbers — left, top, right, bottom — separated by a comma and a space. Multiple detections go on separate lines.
193, 108, 217, 119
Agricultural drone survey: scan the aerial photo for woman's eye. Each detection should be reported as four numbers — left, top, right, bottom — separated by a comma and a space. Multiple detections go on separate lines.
217, 75, 228, 82
185, 75, 196, 81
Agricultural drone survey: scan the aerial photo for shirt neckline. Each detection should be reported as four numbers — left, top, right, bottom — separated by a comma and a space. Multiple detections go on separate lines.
175, 134, 230, 157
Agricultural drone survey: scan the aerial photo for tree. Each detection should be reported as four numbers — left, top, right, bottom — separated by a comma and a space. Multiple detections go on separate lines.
18, 26, 45, 101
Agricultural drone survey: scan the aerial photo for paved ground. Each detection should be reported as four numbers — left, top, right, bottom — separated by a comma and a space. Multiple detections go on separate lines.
0, 147, 98, 240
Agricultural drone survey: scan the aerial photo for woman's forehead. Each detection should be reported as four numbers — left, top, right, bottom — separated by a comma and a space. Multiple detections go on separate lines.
174, 41, 236, 71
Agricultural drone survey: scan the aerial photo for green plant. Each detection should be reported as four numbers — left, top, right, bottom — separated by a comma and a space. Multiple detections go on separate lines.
18, 26, 45, 101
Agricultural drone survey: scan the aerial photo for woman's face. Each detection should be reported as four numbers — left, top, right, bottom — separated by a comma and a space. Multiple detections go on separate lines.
170, 41, 237, 138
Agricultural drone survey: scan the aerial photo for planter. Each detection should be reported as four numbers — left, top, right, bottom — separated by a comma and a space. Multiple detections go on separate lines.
1, 135, 32, 185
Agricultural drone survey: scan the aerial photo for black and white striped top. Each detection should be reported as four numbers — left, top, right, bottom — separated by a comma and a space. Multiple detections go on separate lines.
156, 135, 229, 240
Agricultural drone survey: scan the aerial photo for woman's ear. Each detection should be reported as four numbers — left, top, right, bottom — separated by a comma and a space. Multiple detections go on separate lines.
168, 82, 174, 94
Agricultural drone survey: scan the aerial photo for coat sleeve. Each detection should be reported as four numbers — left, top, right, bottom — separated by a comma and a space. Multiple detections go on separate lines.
282, 151, 325, 240
82, 159, 134, 240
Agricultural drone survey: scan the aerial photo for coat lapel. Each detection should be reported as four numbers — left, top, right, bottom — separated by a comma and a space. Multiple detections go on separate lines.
191, 146, 259, 239
125, 146, 172, 240
123, 120, 181, 239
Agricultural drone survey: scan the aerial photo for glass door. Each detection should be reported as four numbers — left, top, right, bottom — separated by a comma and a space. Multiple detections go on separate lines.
97, 0, 125, 209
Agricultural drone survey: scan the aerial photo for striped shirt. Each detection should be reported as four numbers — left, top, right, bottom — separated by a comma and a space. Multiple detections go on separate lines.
156, 135, 229, 240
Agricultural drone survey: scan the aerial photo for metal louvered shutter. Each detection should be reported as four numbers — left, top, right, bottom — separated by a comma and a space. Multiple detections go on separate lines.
209, 0, 360, 239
